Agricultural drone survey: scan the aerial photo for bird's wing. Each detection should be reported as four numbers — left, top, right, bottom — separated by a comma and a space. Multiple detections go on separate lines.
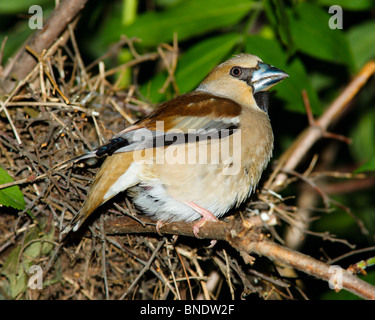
73, 91, 243, 162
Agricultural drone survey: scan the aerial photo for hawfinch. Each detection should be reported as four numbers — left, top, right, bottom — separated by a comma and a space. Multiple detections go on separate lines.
62, 53, 288, 237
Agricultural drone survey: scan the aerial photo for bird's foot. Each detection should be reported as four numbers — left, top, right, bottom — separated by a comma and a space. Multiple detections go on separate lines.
184, 201, 218, 238
156, 220, 164, 236
192, 216, 218, 238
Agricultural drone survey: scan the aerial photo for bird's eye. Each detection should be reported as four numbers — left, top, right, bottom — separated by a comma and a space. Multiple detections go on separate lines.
230, 67, 242, 77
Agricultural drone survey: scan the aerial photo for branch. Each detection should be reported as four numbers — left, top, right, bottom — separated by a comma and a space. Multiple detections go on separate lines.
104, 215, 240, 240
238, 238, 375, 300
104, 215, 375, 300
0, 0, 88, 93
265, 60, 375, 191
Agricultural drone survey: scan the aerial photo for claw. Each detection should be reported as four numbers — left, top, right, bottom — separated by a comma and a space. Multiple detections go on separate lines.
207, 240, 217, 248
185, 201, 218, 238
156, 220, 164, 236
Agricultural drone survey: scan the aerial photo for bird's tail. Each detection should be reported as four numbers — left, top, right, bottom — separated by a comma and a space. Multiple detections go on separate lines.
60, 177, 106, 239
60, 207, 88, 238
60, 195, 102, 240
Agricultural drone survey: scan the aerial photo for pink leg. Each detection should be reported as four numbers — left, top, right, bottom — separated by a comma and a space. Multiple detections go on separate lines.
156, 220, 164, 236
184, 201, 218, 238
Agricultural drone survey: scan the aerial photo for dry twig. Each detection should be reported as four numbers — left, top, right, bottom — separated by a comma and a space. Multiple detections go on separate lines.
1, 0, 88, 93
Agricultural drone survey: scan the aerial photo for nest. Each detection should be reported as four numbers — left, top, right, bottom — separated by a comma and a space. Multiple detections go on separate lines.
0, 34, 295, 300
1, 24, 375, 300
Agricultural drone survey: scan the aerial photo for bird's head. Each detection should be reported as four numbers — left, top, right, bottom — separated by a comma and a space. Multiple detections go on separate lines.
196, 53, 288, 111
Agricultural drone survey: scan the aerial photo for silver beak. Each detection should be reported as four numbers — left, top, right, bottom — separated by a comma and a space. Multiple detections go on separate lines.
252, 62, 289, 93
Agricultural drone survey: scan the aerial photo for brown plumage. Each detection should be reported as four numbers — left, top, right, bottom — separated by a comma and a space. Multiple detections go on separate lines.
61, 53, 288, 237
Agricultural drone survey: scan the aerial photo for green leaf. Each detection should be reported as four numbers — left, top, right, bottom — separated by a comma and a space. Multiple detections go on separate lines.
245, 36, 322, 114
103, 0, 253, 46
155, 0, 185, 7
316, 0, 374, 11
0, 245, 27, 298
355, 156, 375, 174
348, 21, 375, 71
0, 25, 33, 66
122, 0, 138, 26
0, 0, 51, 14
350, 110, 375, 163
0, 221, 55, 298
262, 0, 295, 55
287, 2, 354, 68
141, 33, 242, 103
0, 167, 25, 211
